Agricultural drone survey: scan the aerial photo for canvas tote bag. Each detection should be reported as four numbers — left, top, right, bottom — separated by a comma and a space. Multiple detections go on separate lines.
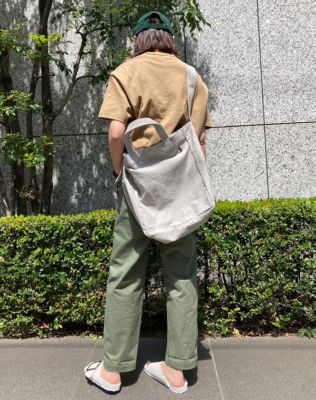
121, 65, 215, 243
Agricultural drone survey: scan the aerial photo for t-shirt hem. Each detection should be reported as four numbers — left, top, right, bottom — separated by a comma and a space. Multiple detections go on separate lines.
98, 112, 128, 124
205, 124, 213, 130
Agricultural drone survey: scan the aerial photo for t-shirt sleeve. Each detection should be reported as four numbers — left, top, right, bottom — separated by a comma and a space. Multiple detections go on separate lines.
98, 75, 133, 124
191, 73, 213, 136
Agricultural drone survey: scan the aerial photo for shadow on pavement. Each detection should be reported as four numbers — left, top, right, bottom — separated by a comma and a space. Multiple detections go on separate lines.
121, 338, 210, 387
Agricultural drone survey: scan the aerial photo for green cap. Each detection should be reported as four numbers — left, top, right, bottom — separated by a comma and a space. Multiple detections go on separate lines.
133, 11, 174, 36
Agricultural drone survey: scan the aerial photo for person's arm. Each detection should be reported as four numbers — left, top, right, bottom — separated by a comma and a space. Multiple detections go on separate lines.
199, 130, 206, 159
108, 120, 126, 175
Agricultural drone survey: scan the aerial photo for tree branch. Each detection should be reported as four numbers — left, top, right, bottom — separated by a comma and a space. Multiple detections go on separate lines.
26, 61, 40, 139
0, 164, 11, 216
39, 0, 54, 214
54, 32, 87, 118
39, 0, 53, 34
74, 74, 99, 83
0, 42, 26, 215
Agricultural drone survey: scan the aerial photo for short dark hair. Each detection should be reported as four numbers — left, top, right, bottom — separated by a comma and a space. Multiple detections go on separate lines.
133, 17, 177, 57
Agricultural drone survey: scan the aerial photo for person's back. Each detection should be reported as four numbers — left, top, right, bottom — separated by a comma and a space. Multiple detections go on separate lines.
99, 41, 212, 149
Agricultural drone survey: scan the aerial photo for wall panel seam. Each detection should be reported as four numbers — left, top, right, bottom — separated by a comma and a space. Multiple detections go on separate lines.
256, 0, 270, 198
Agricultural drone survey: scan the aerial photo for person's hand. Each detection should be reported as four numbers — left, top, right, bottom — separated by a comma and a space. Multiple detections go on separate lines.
199, 131, 206, 159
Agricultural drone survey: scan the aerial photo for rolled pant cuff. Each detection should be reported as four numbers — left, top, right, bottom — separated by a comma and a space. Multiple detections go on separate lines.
103, 358, 136, 373
165, 355, 198, 370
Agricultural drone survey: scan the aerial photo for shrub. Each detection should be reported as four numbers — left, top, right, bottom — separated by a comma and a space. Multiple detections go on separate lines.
0, 198, 315, 337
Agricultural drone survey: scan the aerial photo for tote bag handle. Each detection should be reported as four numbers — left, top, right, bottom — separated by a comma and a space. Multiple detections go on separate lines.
124, 118, 168, 157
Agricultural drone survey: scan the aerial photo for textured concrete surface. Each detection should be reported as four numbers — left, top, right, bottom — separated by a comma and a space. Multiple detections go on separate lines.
0, 336, 315, 400
50, 134, 117, 215
206, 125, 268, 201
188, 0, 264, 127
209, 336, 316, 400
266, 123, 316, 199
259, 0, 316, 124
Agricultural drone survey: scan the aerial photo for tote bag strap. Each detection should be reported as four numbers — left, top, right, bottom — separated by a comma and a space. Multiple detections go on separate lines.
187, 65, 196, 117
124, 118, 168, 156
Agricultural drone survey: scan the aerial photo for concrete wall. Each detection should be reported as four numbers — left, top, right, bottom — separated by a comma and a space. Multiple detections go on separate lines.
188, 0, 316, 202
1, 0, 315, 216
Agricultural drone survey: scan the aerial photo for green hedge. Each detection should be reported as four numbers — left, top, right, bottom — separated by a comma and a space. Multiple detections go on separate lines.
0, 197, 315, 338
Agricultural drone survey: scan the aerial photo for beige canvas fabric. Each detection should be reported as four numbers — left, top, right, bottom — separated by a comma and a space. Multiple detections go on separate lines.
98, 51, 213, 149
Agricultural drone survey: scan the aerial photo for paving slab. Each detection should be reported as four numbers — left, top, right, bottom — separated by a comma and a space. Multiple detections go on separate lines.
0, 336, 220, 400
0, 337, 95, 400
73, 337, 221, 400
209, 336, 316, 400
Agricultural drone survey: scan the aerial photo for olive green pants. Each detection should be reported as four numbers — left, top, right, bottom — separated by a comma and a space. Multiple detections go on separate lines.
102, 184, 198, 372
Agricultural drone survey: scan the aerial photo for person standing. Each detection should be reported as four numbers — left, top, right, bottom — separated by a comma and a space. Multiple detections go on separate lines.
84, 11, 212, 394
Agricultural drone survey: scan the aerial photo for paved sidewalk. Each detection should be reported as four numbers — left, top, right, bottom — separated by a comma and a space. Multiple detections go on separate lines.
0, 336, 315, 400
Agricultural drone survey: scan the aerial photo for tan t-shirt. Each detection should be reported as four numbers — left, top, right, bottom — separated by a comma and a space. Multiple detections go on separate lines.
98, 51, 213, 149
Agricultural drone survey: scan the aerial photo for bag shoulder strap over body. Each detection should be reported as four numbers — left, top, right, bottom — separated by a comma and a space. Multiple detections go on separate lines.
187, 65, 196, 118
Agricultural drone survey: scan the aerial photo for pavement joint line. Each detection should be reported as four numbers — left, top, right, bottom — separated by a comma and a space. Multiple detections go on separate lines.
208, 337, 225, 400
69, 338, 98, 400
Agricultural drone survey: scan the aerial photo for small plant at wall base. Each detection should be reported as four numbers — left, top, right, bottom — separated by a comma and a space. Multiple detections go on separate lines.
0, 0, 210, 217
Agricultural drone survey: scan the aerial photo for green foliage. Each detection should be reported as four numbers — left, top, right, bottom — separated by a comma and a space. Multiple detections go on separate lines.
1, 1, 211, 88
297, 328, 316, 338
53, 0, 210, 35
0, 133, 54, 168
0, 210, 116, 337
200, 198, 316, 336
0, 87, 54, 176
0, 198, 315, 338
0, 24, 28, 56
0, 90, 53, 169
0, 25, 69, 73
30, 33, 63, 47
180, 0, 211, 32
52, 0, 211, 83
0, 90, 42, 121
